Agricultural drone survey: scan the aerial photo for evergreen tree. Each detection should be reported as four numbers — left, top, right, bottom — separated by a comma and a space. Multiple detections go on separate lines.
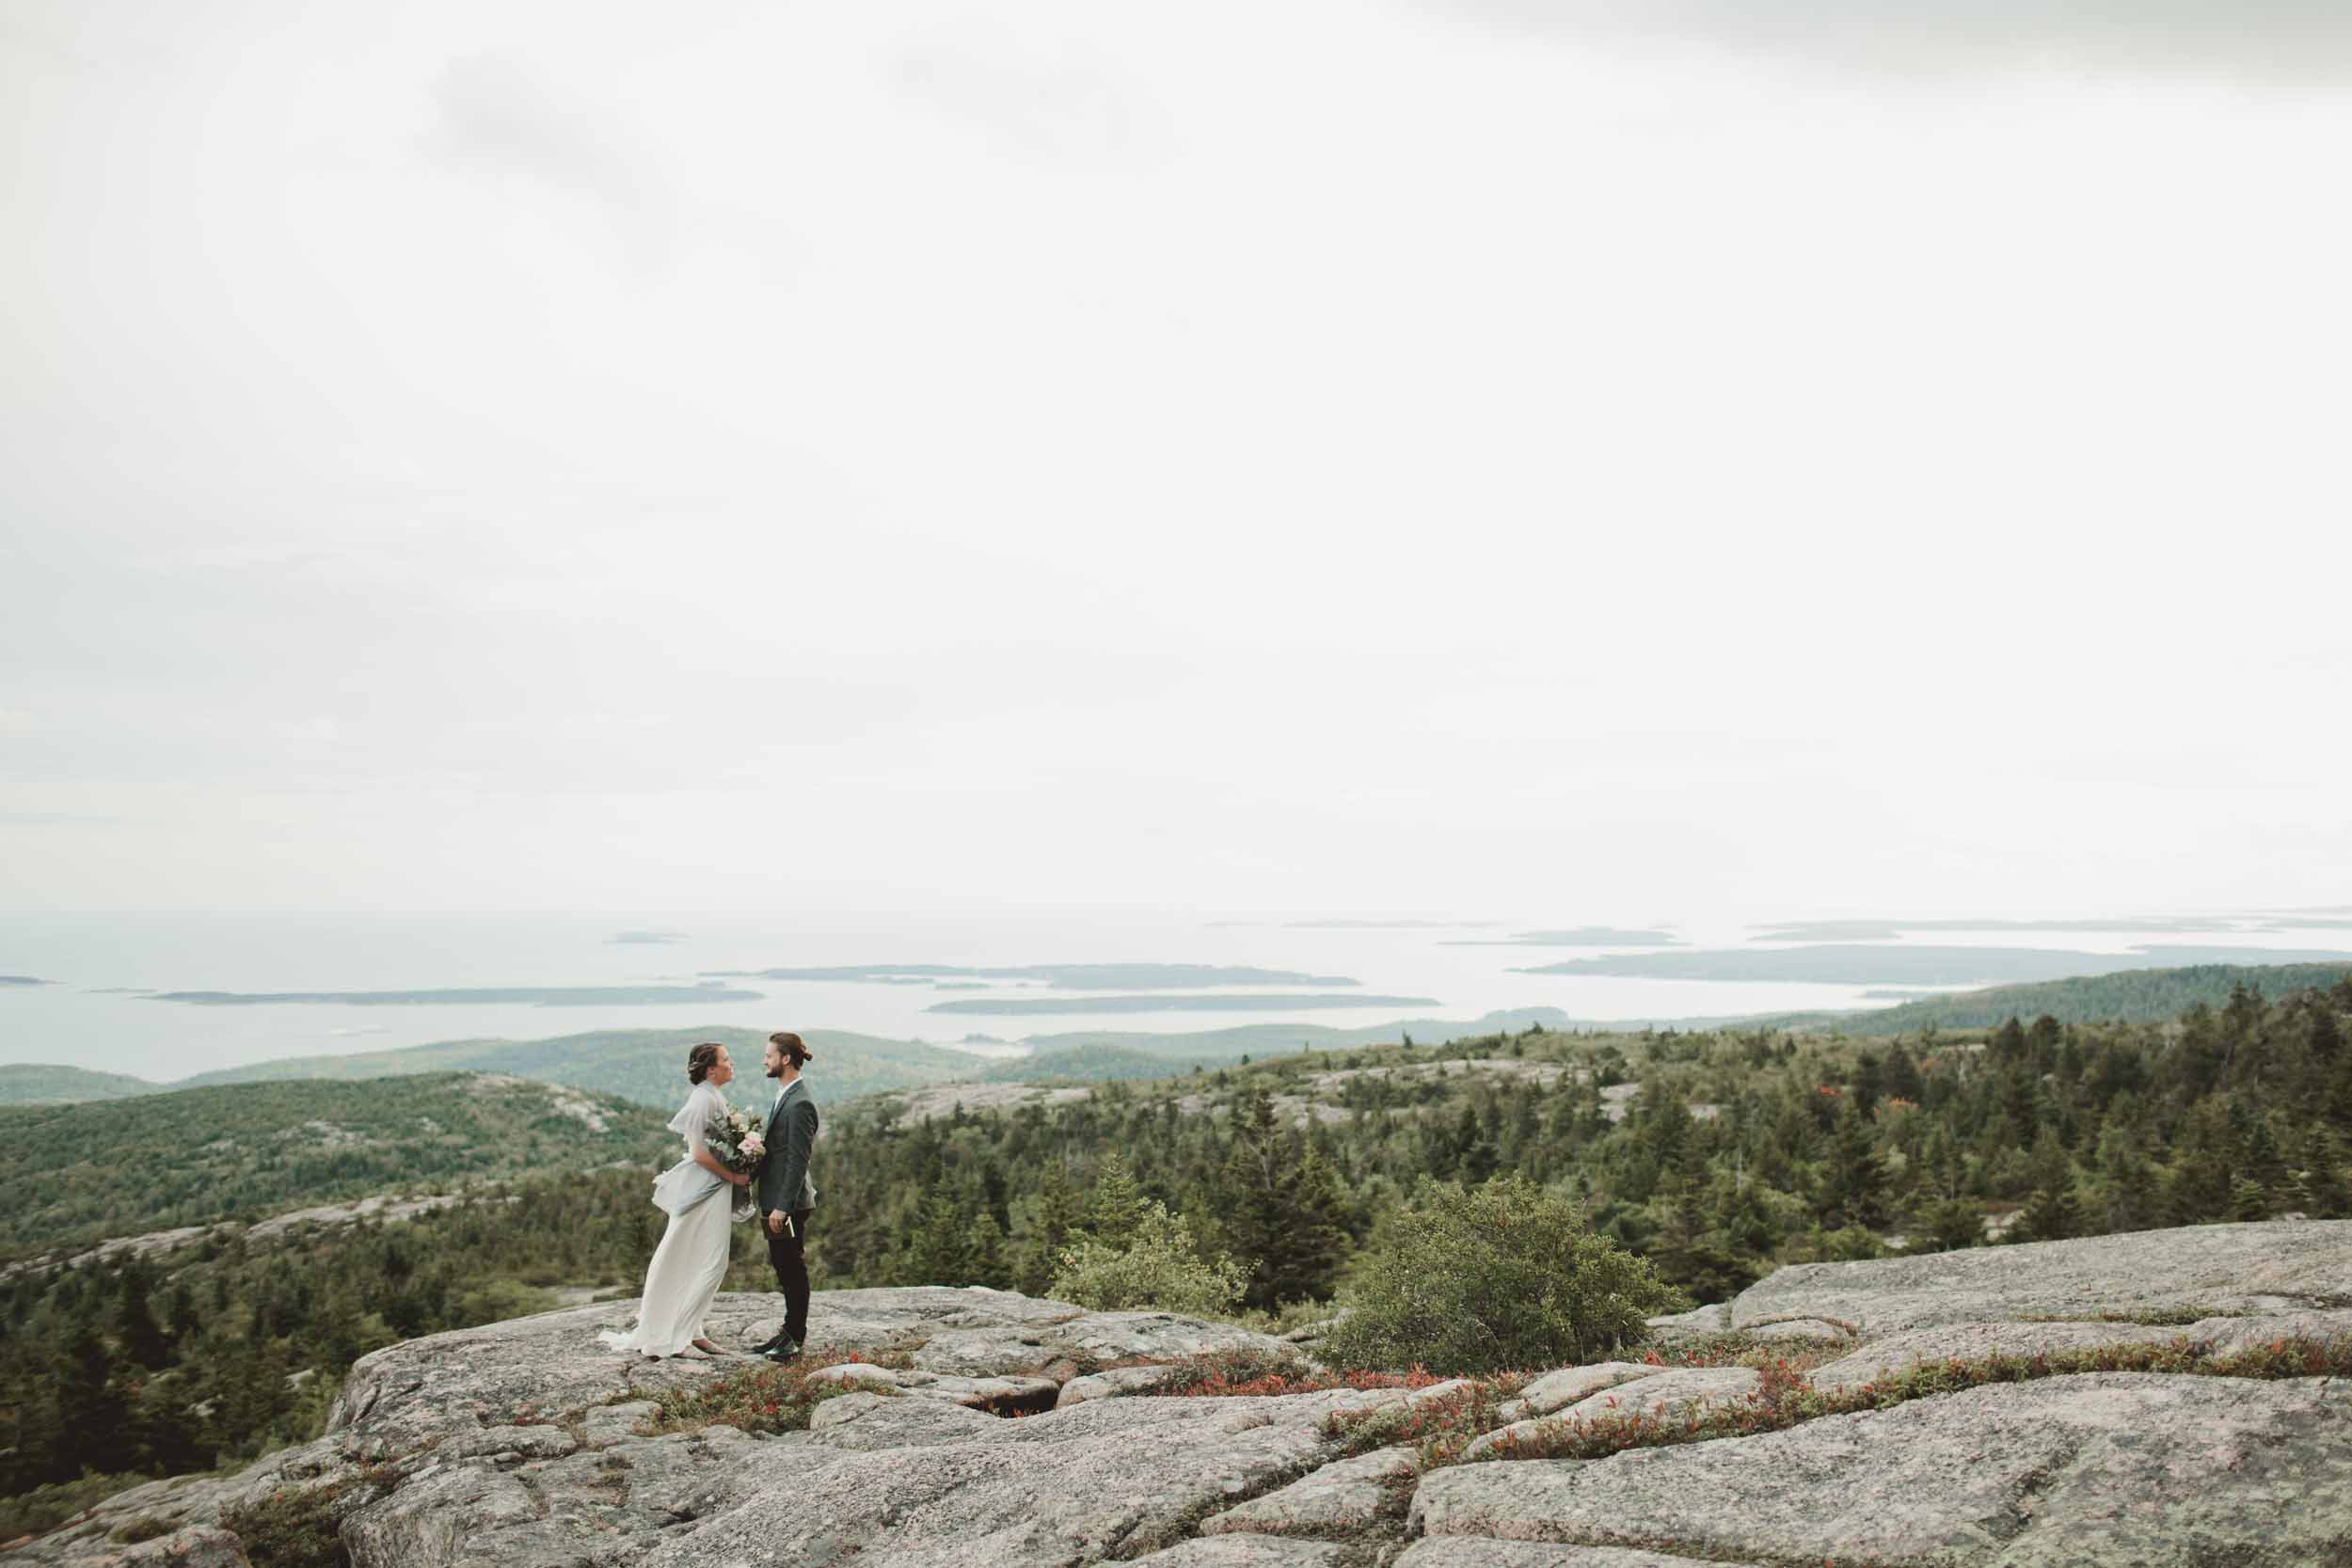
1015, 1161, 1086, 1296
2292, 1128, 2348, 1219
1216, 1094, 1350, 1308
55, 1326, 128, 1481
115, 1262, 171, 1371
1913, 1194, 1982, 1252
2013, 1187, 2074, 1243
1820, 1102, 1887, 1230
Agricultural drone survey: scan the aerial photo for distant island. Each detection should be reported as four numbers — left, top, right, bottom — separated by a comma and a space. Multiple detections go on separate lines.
0, 1063, 155, 1103
1021, 1006, 1579, 1056
150, 982, 765, 1007
1447, 927, 1682, 947
0, 975, 50, 987
709, 962, 1361, 990
927, 991, 1438, 1015
1752, 914, 2352, 942
1281, 918, 1501, 929
1782, 960, 2352, 1032
1515, 942, 2352, 987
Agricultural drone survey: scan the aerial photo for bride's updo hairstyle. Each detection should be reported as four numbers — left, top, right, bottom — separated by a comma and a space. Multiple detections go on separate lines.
768, 1031, 815, 1069
686, 1041, 726, 1085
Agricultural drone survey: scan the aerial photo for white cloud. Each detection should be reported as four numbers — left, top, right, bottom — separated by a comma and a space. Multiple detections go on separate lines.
1413, 0, 2352, 81
2, 0, 2347, 918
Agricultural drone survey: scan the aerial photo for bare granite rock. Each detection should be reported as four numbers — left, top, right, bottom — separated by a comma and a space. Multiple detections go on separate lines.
1741, 1316, 1854, 1342
1057, 1364, 1187, 1408
1554, 1366, 1757, 1423
2187, 1305, 2352, 1354
1807, 1306, 2352, 1394
1504, 1363, 1661, 1420
805, 1391, 1005, 1449
636, 1393, 1367, 1568
1397, 1544, 1766, 1568
1128, 1539, 1357, 1566
1809, 1320, 2203, 1394
1728, 1217, 2352, 1338
799, 1361, 1060, 1413
0, 1528, 259, 1568
580, 1401, 662, 1447
1413, 1373, 2352, 1567
1199, 1446, 1416, 1537
1638, 1303, 1725, 1340
16, 1232, 2352, 1568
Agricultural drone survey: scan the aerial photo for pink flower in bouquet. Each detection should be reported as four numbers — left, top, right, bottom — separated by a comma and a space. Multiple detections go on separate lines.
741, 1132, 766, 1159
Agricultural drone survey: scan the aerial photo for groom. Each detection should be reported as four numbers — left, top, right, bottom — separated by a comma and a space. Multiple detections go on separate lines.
755, 1030, 819, 1362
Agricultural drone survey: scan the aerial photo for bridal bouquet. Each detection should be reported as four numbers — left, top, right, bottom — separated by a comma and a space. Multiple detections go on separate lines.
712, 1107, 767, 1222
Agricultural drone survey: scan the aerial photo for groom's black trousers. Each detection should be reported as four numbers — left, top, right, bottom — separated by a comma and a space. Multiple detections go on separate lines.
766, 1209, 813, 1347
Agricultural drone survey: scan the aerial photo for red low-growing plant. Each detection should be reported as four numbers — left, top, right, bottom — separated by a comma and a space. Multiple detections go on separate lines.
1143, 1347, 1454, 1398
1321, 1373, 1534, 1467
640, 1344, 905, 1437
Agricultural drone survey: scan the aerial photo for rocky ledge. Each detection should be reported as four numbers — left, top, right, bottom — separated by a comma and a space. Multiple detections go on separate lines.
14, 1218, 2352, 1568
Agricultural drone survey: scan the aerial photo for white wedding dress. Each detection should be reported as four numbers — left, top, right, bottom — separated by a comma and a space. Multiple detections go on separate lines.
599, 1081, 735, 1356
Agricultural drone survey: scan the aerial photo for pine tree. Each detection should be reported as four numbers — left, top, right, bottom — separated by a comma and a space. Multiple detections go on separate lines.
1219, 1094, 1348, 1308
56, 1326, 128, 1481
2292, 1129, 2348, 1219
1016, 1161, 1086, 1296
2015, 1180, 2081, 1243
1913, 1194, 1982, 1252
116, 1262, 171, 1371
1083, 1154, 1152, 1250
1820, 1103, 1887, 1230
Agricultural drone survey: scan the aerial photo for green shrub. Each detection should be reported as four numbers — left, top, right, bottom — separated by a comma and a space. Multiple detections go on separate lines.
218, 1480, 358, 1568
110, 1515, 172, 1543
1051, 1201, 1247, 1318
1319, 1175, 1683, 1376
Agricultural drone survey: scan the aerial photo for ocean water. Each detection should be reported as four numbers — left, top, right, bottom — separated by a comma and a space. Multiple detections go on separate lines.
0, 910, 2343, 1083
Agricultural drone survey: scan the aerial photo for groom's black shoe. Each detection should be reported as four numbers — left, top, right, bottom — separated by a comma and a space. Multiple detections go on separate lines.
753, 1328, 787, 1353
759, 1339, 801, 1364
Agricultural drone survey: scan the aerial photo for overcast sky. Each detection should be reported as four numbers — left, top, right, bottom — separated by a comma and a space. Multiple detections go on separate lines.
4, 0, 2348, 923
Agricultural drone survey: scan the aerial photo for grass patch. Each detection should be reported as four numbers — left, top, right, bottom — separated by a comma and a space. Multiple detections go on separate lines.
1461, 1333, 2352, 1467
217, 1471, 389, 1568
638, 1348, 907, 1437
0, 1472, 155, 1542
2014, 1307, 2243, 1326
1637, 1332, 1853, 1374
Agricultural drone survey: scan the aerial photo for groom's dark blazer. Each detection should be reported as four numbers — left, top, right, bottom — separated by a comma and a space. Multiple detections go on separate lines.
757, 1077, 818, 1219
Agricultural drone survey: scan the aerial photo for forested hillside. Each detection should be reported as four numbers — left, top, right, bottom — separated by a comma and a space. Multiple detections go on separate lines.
816, 975, 2352, 1306
7, 974, 2348, 1525
0, 1074, 672, 1259
0, 1065, 155, 1106
1806, 960, 2352, 1033
177, 1025, 983, 1108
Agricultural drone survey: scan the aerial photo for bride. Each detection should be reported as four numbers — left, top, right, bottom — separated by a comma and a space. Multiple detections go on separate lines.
599, 1042, 752, 1358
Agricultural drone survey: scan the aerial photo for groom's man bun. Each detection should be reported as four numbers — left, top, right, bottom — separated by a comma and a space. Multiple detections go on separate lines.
769, 1031, 814, 1068
686, 1041, 725, 1084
